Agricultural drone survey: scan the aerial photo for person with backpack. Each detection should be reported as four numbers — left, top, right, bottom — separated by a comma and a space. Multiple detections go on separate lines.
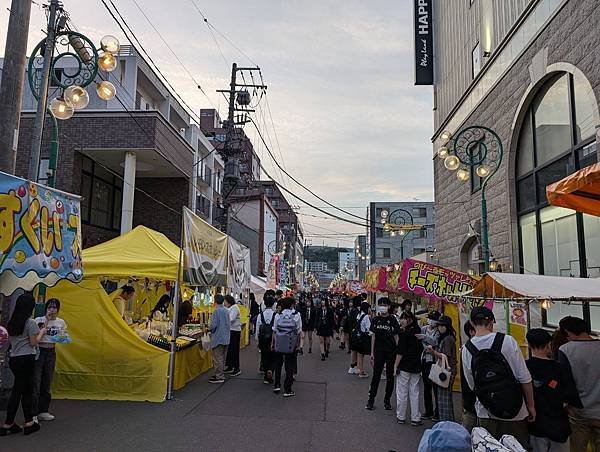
558, 316, 600, 452
256, 295, 276, 384
299, 298, 316, 354
349, 301, 371, 377
460, 320, 477, 432
272, 297, 302, 397
316, 299, 335, 361
461, 306, 535, 448
365, 297, 400, 411
526, 328, 573, 452
394, 311, 423, 426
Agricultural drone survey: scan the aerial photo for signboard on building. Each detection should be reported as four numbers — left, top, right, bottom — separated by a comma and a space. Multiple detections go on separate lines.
0, 171, 83, 295
267, 255, 279, 289
227, 237, 251, 296
414, 0, 434, 85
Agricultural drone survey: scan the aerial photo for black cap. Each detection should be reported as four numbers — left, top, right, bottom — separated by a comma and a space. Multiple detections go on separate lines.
526, 328, 552, 347
470, 306, 495, 322
427, 310, 441, 321
437, 315, 453, 327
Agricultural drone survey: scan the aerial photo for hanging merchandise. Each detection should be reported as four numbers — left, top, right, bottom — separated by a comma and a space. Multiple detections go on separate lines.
191, 289, 201, 309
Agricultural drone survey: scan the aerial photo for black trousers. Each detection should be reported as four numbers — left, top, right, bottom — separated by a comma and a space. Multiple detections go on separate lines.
274, 352, 297, 392
226, 330, 241, 371
422, 362, 439, 417
368, 350, 395, 403
33, 348, 56, 415
260, 346, 275, 378
6, 354, 36, 424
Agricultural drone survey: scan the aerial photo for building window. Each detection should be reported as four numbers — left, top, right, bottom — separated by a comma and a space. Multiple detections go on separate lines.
413, 207, 427, 218
383, 248, 391, 258
271, 199, 280, 208
415, 229, 427, 239
265, 187, 274, 195
376, 227, 383, 238
37, 158, 50, 186
413, 248, 426, 255
515, 71, 598, 329
472, 42, 482, 78
80, 155, 123, 231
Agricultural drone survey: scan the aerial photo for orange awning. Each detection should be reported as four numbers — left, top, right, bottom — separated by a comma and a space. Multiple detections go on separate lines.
546, 162, 600, 216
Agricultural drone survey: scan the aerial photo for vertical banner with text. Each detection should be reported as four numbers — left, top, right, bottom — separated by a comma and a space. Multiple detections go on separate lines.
414, 0, 434, 85
227, 237, 251, 296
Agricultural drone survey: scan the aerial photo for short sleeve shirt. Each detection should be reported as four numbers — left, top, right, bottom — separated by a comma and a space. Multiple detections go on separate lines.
369, 315, 400, 354
9, 318, 40, 357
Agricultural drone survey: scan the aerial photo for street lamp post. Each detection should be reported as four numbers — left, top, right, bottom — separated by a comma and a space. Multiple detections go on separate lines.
437, 126, 504, 272
27, 1, 119, 187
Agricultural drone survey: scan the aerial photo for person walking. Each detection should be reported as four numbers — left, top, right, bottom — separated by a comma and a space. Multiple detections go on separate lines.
33, 298, 67, 422
349, 301, 371, 377
394, 311, 423, 426
365, 297, 400, 411
1, 293, 46, 436
249, 293, 260, 336
526, 328, 573, 452
299, 298, 316, 354
224, 295, 242, 377
462, 307, 535, 448
420, 311, 441, 420
558, 316, 600, 452
316, 299, 335, 361
272, 297, 302, 397
460, 320, 477, 432
335, 298, 349, 350
426, 315, 457, 422
208, 294, 230, 384
256, 295, 276, 384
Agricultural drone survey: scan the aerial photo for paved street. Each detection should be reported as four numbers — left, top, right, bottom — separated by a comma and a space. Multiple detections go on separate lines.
1, 339, 430, 451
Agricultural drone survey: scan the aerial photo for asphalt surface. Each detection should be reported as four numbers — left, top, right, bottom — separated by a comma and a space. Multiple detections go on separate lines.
0, 338, 437, 451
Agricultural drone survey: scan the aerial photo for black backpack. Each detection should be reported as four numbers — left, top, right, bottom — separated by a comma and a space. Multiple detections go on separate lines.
349, 313, 367, 349
258, 310, 276, 349
465, 333, 524, 419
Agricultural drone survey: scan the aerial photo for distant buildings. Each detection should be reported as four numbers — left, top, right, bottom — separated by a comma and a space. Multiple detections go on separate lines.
354, 235, 367, 281
308, 262, 329, 272
338, 251, 355, 280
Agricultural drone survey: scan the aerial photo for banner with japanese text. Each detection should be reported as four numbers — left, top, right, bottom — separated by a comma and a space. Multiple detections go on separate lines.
227, 237, 251, 296
266, 255, 278, 289
182, 206, 227, 287
0, 171, 83, 295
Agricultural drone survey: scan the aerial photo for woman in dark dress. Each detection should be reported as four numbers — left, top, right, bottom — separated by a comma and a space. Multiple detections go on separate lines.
300, 298, 316, 354
316, 299, 335, 361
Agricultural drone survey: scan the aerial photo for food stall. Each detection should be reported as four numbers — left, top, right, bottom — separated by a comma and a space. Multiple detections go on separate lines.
48, 225, 249, 402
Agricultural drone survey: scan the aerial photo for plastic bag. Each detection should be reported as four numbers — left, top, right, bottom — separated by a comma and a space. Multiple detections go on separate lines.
201, 332, 211, 351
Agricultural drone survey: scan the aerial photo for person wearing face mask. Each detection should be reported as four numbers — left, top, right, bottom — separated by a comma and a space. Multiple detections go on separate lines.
316, 299, 335, 361
419, 310, 441, 420
425, 315, 457, 422
365, 297, 400, 411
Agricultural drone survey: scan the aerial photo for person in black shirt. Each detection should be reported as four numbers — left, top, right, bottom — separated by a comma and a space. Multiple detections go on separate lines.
460, 320, 477, 432
526, 328, 572, 452
316, 300, 335, 361
299, 298, 316, 354
394, 311, 423, 425
366, 297, 400, 411
347, 296, 362, 374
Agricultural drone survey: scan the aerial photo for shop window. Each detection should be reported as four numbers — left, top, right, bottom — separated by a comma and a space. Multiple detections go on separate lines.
80, 155, 123, 231
539, 206, 579, 277
518, 212, 539, 275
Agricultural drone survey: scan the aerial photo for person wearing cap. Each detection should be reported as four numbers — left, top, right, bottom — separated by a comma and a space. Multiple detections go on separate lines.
420, 310, 441, 420
526, 328, 573, 452
425, 315, 457, 422
461, 306, 535, 448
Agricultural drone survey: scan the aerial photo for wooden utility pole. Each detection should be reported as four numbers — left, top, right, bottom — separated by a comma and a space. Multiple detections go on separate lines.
0, 0, 32, 175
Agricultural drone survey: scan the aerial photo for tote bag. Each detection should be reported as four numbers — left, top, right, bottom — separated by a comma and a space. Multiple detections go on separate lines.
428, 354, 451, 388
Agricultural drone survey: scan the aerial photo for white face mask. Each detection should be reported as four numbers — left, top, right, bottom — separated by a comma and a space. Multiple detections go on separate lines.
376, 305, 388, 315
428, 319, 437, 327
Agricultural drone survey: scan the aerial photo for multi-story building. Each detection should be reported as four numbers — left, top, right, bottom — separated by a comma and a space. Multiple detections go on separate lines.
2, 45, 222, 246
430, 0, 600, 330
366, 202, 435, 266
354, 235, 367, 281
308, 262, 329, 273
338, 251, 355, 280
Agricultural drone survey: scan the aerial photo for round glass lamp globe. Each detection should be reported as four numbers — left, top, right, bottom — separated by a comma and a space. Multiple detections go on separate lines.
457, 168, 470, 182
444, 155, 460, 171
98, 52, 117, 72
96, 81, 116, 100
100, 35, 120, 54
64, 85, 89, 110
437, 146, 450, 159
50, 97, 74, 120
476, 165, 491, 178
440, 130, 452, 144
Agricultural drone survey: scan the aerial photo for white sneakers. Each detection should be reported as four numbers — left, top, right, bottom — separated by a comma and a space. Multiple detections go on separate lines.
37, 413, 55, 421
347, 367, 359, 375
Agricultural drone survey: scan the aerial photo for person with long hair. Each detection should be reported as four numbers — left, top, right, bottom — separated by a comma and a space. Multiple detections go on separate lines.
349, 301, 372, 378
426, 315, 457, 422
1, 293, 46, 436
150, 294, 170, 319
316, 298, 335, 361
299, 297, 316, 354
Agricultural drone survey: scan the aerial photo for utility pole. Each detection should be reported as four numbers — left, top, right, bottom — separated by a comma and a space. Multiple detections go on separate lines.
28, 0, 61, 182
0, 0, 32, 175
215, 63, 266, 233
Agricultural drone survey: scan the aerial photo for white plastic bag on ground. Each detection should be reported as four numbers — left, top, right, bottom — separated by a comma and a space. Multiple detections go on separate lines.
471, 427, 526, 452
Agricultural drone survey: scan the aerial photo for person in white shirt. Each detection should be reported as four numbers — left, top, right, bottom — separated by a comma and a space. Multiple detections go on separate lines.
113, 285, 135, 319
224, 295, 242, 376
461, 306, 535, 448
256, 296, 276, 384
272, 297, 302, 397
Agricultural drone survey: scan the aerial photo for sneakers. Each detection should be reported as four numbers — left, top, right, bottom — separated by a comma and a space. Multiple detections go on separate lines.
421, 413, 433, 420
0, 424, 22, 436
230, 369, 242, 377
273, 386, 281, 393
224, 367, 234, 374
209, 376, 225, 384
23, 422, 40, 436
37, 413, 55, 421
384, 401, 392, 410
321, 354, 326, 361
283, 391, 296, 397
348, 367, 358, 375
325, 350, 329, 358
365, 399, 374, 410
411, 420, 424, 426
308, 347, 312, 354
358, 373, 369, 378
396, 419, 406, 425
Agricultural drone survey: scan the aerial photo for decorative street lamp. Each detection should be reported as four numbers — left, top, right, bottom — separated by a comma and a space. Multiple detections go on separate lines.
437, 126, 504, 272
380, 208, 420, 260
27, 5, 119, 188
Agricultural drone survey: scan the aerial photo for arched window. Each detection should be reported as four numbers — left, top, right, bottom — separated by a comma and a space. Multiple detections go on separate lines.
515, 71, 599, 329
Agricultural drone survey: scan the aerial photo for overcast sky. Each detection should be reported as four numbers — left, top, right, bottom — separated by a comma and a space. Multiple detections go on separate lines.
1, 0, 434, 247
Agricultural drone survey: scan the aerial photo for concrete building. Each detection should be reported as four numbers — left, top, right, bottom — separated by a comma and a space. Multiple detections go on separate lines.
308, 262, 329, 272
354, 235, 367, 281
338, 251, 355, 280
430, 0, 600, 330
2, 45, 222, 246
366, 202, 435, 266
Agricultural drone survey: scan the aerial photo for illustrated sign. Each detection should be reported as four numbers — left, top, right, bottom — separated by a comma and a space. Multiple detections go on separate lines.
399, 259, 478, 304
227, 237, 251, 296
278, 258, 288, 289
414, 0, 434, 85
510, 302, 527, 326
266, 255, 278, 289
182, 206, 227, 287
0, 171, 83, 295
